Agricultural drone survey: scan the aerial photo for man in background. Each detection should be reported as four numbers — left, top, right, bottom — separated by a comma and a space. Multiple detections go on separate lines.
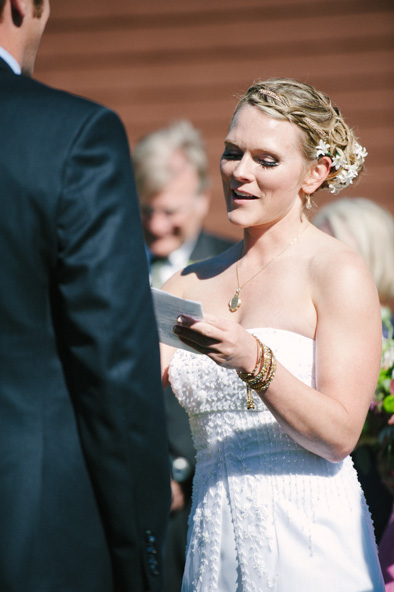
134, 120, 234, 287
0, 1, 170, 591
133, 120, 234, 591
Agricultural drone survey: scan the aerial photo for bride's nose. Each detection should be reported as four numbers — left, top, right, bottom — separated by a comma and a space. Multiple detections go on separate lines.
232, 154, 254, 183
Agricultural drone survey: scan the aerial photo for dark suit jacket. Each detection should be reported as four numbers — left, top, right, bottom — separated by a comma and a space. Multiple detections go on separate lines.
0, 59, 170, 592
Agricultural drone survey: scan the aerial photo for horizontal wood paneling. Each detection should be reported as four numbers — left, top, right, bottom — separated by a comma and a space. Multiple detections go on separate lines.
35, 0, 394, 239
38, 13, 394, 60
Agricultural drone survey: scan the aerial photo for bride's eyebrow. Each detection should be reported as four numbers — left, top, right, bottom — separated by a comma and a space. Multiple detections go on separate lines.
223, 140, 240, 149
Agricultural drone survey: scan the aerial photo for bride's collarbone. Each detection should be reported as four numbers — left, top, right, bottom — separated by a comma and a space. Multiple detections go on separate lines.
192, 265, 311, 315
198, 289, 312, 325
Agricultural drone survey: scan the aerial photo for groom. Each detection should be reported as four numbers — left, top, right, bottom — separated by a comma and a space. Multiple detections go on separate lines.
0, 1, 170, 591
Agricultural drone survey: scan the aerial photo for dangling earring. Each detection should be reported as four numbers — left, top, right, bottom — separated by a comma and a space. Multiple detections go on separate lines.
305, 193, 312, 210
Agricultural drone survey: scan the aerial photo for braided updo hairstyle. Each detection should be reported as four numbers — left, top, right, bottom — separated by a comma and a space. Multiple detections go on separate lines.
233, 78, 367, 195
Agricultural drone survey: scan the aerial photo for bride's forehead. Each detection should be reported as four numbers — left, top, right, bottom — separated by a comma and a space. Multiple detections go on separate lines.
226, 106, 302, 152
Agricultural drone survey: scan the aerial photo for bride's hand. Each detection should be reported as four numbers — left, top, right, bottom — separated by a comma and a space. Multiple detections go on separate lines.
173, 314, 258, 373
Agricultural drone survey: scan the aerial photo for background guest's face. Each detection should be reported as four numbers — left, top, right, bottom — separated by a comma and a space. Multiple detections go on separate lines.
140, 160, 209, 258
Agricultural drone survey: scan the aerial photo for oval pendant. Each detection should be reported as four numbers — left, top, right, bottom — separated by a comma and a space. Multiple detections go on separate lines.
228, 291, 241, 312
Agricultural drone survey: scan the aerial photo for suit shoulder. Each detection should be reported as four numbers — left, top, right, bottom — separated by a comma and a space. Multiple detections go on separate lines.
49, 80, 113, 118
1, 73, 127, 153
8, 73, 121, 127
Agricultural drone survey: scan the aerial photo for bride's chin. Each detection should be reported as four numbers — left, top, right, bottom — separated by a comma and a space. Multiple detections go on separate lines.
227, 211, 252, 228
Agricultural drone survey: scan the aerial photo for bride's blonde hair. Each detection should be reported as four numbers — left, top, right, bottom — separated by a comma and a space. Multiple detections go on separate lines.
233, 78, 365, 194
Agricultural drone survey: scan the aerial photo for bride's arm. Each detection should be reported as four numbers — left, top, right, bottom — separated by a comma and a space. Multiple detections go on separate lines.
173, 250, 382, 463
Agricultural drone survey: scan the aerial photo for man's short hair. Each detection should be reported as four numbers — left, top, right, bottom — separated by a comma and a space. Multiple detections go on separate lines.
33, 0, 45, 18
0, 0, 44, 19
132, 120, 210, 199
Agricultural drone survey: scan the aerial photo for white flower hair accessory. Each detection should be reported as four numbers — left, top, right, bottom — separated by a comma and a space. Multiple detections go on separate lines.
316, 140, 331, 158
315, 140, 368, 194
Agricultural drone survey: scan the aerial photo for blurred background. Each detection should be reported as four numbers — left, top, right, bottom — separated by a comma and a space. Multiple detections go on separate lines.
35, 0, 394, 241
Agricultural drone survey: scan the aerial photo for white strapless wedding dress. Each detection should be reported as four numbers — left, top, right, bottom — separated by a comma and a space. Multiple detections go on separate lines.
169, 328, 385, 592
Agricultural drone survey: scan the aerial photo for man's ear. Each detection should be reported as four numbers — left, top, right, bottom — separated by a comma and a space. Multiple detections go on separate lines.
301, 156, 332, 194
11, 0, 27, 26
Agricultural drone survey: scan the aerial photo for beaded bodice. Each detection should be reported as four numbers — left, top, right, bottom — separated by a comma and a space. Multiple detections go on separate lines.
169, 327, 315, 456
167, 328, 383, 592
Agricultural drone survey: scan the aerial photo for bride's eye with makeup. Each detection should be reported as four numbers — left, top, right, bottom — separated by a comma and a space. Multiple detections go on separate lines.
221, 149, 242, 160
259, 159, 278, 168
257, 156, 279, 168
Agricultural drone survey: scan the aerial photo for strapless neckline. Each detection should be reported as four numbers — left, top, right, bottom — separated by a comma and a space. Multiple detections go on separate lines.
169, 326, 316, 417
245, 327, 314, 343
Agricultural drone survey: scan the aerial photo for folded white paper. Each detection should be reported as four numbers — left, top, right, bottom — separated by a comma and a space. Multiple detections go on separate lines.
151, 288, 204, 353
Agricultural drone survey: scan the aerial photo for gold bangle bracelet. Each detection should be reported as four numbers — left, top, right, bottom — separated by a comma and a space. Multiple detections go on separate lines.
245, 345, 272, 386
236, 337, 277, 408
237, 335, 264, 380
253, 355, 277, 391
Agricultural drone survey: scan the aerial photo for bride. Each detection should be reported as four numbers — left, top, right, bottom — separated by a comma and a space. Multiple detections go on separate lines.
159, 78, 385, 591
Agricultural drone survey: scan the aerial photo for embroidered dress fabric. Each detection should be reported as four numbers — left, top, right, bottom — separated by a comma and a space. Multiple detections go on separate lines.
168, 328, 385, 592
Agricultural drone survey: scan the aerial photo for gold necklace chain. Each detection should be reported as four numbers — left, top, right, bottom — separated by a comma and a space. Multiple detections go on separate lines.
228, 223, 310, 312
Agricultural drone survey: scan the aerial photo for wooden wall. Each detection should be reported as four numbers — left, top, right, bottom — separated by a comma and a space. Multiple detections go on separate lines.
35, 0, 394, 240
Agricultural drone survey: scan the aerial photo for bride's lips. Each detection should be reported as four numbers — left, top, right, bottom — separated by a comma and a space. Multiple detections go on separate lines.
231, 189, 258, 200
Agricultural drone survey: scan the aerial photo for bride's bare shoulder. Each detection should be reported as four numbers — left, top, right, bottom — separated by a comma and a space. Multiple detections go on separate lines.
307, 224, 377, 303
308, 224, 364, 266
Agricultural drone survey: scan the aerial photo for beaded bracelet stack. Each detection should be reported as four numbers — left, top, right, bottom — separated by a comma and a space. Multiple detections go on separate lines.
237, 335, 277, 410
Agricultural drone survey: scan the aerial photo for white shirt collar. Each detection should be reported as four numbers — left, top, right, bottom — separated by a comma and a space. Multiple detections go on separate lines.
0, 47, 21, 74
150, 237, 198, 287
167, 238, 196, 268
